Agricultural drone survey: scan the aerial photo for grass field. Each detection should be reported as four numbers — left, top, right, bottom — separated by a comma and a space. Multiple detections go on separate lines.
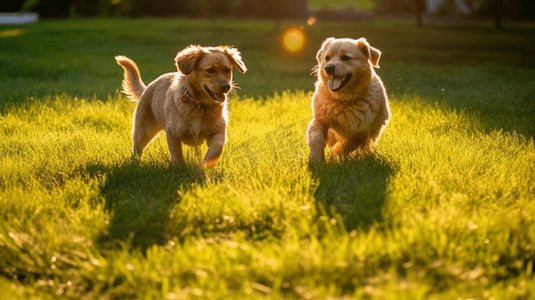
1, 18, 535, 299
308, 0, 374, 11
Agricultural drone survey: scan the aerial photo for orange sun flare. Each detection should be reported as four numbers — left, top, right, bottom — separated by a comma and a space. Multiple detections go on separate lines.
282, 27, 305, 53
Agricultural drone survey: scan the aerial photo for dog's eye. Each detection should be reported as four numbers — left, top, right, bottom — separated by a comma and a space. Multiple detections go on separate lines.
225, 68, 231, 74
206, 68, 215, 74
325, 55, 330, 61
341, 55, 351, 61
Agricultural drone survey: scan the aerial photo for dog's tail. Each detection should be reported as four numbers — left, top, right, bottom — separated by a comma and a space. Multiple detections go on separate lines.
115, 55, 146, 102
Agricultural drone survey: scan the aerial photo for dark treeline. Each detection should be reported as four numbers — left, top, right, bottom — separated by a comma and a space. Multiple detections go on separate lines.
1, 0, 533, 21
377, 0, 534, 20
3, 0, 308, 19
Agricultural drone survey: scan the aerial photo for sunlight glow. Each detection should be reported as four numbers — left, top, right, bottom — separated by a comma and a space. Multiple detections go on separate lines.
0, 29, 22, 38
282, 27, 306, 53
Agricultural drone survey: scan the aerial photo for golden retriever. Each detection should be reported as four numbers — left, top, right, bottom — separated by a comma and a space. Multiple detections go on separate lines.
306, 37, 391, 163
115, 45, 247, 168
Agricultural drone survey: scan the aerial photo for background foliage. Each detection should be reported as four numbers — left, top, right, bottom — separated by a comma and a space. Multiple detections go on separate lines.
1, 0, 534, 20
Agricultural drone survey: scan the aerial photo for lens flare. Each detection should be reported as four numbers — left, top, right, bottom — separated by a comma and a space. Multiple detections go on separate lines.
282, 27, 305, 53
307, 16, 317, 26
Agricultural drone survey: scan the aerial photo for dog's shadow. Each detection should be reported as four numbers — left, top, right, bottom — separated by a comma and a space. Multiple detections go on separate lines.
310, 155, 395, 230
86, 160, 205, 251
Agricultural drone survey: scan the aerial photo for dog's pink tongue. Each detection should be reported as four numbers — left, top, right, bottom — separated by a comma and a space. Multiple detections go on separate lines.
328, 77, 343, 91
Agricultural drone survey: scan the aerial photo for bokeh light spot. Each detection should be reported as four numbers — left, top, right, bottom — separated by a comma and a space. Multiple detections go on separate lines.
282, 27, 306, 53
307, 16, 317, 26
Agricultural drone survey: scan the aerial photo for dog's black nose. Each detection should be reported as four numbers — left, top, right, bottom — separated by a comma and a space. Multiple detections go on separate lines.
221, 83, 231, 93
324, 64, 335, 75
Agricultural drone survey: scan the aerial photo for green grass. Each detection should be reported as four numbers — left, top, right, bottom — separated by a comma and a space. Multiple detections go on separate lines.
1, 18, 535, 299
308, 0, 375, 11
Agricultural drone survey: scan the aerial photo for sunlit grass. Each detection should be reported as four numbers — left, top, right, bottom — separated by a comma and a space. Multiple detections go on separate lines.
308, 0, 375, 11
0, 29, 23, 37
1, 88, 535, 298
1, 18, 534, 299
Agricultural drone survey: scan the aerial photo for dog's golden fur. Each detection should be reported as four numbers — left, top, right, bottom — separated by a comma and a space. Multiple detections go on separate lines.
306, 37, 391, 162
115, 45, 246, 168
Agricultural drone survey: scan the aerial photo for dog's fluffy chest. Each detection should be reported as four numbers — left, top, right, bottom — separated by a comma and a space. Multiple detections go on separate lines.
317, 98, 377, 138
176, 117, 205, 146
168, 108, 226, 147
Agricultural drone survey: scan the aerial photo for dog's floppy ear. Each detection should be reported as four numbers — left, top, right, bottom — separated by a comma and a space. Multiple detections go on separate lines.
175, 45, 205, 75
356, 38, 381, 69
316, 37, 335, 63
224, 46, 247, 74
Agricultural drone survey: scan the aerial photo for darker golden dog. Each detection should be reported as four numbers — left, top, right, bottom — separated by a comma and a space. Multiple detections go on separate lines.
115, 45, 247, 168
306, 37, 391, 162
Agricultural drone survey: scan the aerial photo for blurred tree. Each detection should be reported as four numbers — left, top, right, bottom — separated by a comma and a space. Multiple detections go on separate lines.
9, 0, 535, 20
72, 0, 103, 17
204, 0, 235, 19
0, 0, 26, 12
374, 0, 415, 15
25, 0, 71, 18
294, 0, 309, 18
416, 0, 425, 26
14, 0, 309, 19
375, 0, 535, 25
236, 0, 306, 18
494, 0, 503, 28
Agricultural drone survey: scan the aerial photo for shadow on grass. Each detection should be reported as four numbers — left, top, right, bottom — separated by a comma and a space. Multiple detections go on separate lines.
85, 160, 205, 251
310, 155, 395, 230
432, 90, 533, 139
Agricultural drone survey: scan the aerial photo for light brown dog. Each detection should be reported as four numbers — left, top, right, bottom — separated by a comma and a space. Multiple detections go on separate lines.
306, 37, 391, 163
115, 45, 247, 168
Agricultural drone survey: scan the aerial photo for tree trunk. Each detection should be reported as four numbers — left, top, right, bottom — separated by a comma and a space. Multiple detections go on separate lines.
295, 0, 308, 19
495, 0, 503, 29
416, 0, 425, 27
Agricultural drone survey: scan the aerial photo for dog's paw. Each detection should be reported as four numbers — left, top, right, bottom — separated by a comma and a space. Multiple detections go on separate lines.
202, 157, 219, 169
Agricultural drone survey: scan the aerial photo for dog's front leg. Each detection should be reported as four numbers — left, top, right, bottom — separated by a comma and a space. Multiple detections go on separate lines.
203, 132, 226, 168
166, 134, 185, 164
306, 120, 328, 163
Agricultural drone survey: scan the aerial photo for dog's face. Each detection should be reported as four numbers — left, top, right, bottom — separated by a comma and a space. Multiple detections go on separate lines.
175, 45, 247, 103
315, 37, 381, 93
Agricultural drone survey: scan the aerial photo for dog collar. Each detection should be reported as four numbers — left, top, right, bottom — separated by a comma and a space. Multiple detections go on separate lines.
180, 88, 204, 116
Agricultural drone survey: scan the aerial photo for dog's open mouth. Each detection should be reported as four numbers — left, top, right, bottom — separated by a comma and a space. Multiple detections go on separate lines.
328, 73, 352, 92
204, 86, 225, 102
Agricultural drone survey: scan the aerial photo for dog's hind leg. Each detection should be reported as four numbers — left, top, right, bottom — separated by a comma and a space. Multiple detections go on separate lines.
132, 124, 161, 160
202, 132, 226, 168
132, 108, 162, 160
